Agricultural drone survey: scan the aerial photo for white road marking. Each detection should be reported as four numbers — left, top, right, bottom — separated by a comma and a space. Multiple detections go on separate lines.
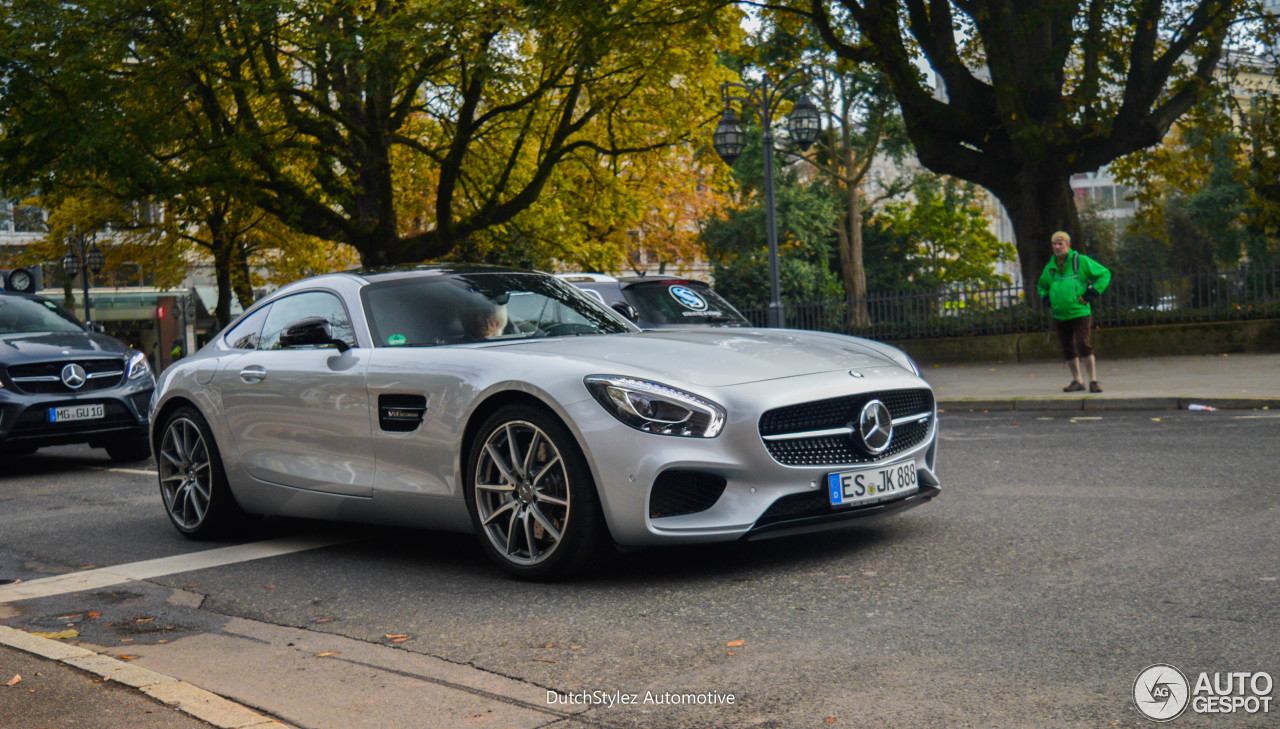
0, 535, 355, 604
95, 466, 157, 476
1233, 414, 1280, 419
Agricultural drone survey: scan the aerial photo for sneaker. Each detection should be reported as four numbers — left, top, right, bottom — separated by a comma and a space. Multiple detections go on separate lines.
1089, 381, 1103, 393
1063, 381, 1085, 392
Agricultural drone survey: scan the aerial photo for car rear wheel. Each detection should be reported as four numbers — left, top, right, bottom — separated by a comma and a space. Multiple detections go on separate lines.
465, 404, 608, 580
157, 406, 243, 538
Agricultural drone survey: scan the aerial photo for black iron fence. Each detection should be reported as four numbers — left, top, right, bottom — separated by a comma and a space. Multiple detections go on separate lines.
740, 266, 1280, 340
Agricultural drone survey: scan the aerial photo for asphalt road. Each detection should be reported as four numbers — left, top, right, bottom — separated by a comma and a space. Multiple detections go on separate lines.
1, 410, 1277, 728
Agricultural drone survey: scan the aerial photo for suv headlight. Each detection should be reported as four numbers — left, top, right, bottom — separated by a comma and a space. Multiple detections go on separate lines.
126, 351, 153, 381
585, 376, 725, 438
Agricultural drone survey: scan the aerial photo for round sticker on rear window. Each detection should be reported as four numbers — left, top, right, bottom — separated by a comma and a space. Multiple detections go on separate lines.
387, 334, 407, 346
669, 285, 707, 311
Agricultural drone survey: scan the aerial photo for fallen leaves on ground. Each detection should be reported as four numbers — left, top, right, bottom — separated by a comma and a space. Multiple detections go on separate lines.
6, 675, 20, 687
315, 651, 340, 658
117, 655, 139, 661
31, 629, 78, 640
726, 640, 745, 647
133, 617, 154, 623
383, 634, 410, 643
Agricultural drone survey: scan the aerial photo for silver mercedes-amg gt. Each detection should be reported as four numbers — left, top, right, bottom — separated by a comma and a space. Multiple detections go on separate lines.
151, 265, 940, 580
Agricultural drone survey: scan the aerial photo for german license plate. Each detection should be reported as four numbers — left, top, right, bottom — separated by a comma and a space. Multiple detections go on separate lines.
828, 460, 918, 507
48, 403, 104, 423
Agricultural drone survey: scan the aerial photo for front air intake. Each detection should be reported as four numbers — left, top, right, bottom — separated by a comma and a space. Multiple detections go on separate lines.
648, 470, 726, 519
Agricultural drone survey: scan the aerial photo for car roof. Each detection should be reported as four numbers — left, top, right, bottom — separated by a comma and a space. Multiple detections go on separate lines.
554, 273, 618, 283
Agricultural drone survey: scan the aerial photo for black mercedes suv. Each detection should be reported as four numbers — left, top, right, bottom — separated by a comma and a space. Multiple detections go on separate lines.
0, 292, 154, 461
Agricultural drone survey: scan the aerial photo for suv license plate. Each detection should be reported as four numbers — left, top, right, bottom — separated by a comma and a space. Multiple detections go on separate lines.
828, 460, 918, 507
49, 404, 105, 423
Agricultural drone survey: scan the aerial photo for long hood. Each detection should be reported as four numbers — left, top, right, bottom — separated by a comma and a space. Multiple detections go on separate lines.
0, 331, 129, 363
490, 329, 902, 387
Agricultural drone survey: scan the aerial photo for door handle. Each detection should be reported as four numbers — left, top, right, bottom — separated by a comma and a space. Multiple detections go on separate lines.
239, 366, 267, 383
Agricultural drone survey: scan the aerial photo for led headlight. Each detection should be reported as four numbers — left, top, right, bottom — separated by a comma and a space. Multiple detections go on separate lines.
126, 351, 153, 381
585, 376, 725, 438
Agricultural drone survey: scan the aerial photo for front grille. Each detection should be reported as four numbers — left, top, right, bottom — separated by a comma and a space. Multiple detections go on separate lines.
649, 470, 727, 519
759, 388, 933, 467
756, 490, 832, 526
6, 358, 125, 394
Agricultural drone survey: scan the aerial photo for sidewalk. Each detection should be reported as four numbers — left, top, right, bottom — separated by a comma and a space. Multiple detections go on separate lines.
922, 352, 1280, 410
2, 353, 1278, 728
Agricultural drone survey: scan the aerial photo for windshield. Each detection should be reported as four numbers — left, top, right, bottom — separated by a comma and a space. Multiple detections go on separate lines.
361, 271, 636, 347
0, 296, 84, 335
624, 283, 750, 327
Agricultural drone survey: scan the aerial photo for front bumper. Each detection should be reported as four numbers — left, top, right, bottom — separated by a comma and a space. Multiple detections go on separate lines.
0, 386, 154, 449
561, 368, 941, 548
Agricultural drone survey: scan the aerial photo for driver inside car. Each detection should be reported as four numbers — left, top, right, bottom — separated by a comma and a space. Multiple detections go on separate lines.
459, 300, 508, 341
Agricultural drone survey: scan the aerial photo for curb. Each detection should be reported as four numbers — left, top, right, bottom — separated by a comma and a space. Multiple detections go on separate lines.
938, 397, 1280, 412
0, 625, 293, 729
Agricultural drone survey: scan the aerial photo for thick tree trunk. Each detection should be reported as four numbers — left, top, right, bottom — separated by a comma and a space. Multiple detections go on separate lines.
836, 185, 869, 329
212, 243, 235, 330
996, 173, 1081, 305
232, 242, 254, 311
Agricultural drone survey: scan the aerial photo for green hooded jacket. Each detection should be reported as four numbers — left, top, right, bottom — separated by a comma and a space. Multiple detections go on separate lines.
1037, 250, 1111, 321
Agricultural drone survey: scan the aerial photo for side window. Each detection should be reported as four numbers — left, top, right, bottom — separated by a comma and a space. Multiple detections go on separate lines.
223, 305, 271, 350
259, 291, 355, 350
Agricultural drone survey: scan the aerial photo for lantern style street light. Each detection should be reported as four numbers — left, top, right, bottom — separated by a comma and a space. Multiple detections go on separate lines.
62, 233, 105, 323
713, 69, 822, 328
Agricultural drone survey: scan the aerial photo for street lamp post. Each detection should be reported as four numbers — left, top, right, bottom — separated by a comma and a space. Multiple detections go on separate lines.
62, 233, 105, 324
713, 69, 822, 328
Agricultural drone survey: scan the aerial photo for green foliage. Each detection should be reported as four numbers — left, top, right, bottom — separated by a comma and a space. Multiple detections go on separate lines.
701, 133, 843, 308
860, 216, 928, 294
877, 175, 1015, 291
1112, 94, 1264, 275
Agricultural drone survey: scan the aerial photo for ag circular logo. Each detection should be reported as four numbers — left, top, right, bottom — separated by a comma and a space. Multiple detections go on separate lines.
1134, 664, 1190, 722
668, 285, 707, 311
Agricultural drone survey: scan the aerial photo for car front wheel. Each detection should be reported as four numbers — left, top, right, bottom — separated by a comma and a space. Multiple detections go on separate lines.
157, 406, 243, 538
465, 404, 608, 580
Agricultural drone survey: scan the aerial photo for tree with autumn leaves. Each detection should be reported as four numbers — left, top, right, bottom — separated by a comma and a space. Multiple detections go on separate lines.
0, 0, 744, 319
804, 0, 1259, 301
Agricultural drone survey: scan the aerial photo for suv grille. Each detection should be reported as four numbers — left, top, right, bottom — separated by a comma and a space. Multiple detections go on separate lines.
6, 358, 125, 394
759, 388, 933, 467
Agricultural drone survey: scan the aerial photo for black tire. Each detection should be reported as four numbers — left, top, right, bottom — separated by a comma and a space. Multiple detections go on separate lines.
464, 404, 609, 581
156, 406, 244, 539
105, 435, 152, 463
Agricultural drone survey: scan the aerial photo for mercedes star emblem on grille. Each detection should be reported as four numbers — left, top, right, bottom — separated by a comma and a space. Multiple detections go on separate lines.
856, 399, 893, 454
60, 363, 88, 389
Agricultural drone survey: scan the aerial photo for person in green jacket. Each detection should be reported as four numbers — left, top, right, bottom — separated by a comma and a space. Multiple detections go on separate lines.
1037, 231, 1111, 393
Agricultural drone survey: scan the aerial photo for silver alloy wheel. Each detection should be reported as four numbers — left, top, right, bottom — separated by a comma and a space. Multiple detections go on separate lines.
474, 420, 571, 566
158, 417, 213, 529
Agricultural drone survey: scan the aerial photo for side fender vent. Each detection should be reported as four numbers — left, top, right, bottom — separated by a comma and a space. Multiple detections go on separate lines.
379, 394, 427, 432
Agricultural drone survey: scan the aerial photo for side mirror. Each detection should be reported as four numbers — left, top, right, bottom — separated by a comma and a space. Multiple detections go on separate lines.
279, 316, 350, 352
611, 302, 639, 323
87, 322, 106, 334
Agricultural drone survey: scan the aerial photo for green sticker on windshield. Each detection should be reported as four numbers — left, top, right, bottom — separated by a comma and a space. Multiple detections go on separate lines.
387, 334, 407, 346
